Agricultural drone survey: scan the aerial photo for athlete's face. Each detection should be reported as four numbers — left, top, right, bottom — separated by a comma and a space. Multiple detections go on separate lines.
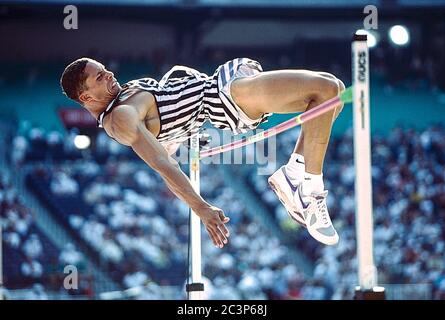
79, 60, 121, 105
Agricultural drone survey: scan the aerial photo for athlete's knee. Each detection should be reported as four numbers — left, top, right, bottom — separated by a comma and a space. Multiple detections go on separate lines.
310, 73, 345, 119
333, 78, 346, 120
317, 71, 337, 81
313, 77, 339, 101
337, 78, 346, 93
318, 72, 345, 92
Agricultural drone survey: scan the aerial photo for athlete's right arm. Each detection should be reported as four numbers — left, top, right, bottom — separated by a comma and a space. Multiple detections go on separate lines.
108, 105, 230, 248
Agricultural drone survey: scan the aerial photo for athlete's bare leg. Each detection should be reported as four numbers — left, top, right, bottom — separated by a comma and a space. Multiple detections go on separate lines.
230, 69, 345, 174
294, 73, 346, 159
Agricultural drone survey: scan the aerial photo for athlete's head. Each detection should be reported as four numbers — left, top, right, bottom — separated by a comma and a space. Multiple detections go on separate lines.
60, 57, 121, 108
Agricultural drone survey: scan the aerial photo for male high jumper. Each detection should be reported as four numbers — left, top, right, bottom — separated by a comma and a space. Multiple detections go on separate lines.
60, 57, 345, 248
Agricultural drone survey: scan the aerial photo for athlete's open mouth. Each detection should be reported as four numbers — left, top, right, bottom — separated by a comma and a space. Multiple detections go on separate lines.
107, 79, 118, 94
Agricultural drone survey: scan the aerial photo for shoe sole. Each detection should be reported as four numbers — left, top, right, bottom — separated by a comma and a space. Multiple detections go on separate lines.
304, 210, 339, 245
306, 226, 339, 246
268, 176, 307, 228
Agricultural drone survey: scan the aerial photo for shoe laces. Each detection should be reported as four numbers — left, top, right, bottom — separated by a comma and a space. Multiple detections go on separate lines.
315, 195, 330, 227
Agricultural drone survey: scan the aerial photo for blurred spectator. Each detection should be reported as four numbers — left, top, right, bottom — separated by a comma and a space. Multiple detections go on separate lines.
23, 234, 43, 259
21, 256, 43, 279
59, 243, 85, 268
23, 284, 49, 300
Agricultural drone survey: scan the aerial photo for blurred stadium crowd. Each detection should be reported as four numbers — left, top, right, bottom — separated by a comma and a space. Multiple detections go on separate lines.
2, 111, 445, 300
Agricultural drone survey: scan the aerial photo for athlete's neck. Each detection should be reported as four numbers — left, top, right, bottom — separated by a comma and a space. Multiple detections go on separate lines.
85, 90, 121, 119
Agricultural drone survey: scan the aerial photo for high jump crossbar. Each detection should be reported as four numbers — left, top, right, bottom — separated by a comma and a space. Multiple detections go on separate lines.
200, 87, 353, 159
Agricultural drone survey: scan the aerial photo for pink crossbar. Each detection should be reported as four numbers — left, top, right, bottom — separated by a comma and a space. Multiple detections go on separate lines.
200, 95, 342, 158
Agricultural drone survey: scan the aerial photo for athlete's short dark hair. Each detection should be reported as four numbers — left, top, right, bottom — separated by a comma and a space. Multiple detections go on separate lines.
60, 58, 91, 103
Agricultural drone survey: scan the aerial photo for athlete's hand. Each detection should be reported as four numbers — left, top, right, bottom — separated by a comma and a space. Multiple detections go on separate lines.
194, 204, 230, 248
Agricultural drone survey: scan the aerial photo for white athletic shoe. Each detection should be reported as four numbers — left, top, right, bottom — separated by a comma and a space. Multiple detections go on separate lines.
295, 186, 339, 246
268, 166, 306, 228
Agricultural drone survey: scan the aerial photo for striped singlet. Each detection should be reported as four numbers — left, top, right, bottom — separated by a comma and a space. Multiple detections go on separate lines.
97, 58, 271, 147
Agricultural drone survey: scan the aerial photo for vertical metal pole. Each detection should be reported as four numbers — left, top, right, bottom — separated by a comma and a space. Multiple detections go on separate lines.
0, 219, 3, 300
187, 133, 204, 300
352, 33, 378, 292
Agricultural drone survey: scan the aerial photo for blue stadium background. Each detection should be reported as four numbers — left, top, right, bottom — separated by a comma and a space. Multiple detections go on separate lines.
1, 0, 445, 300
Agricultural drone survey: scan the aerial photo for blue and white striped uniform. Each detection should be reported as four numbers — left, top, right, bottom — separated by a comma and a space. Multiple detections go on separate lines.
97, 58, 271, 146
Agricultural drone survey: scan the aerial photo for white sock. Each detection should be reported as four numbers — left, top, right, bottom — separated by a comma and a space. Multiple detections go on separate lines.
302, 172, 324, 195
285, 153, 305, 183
